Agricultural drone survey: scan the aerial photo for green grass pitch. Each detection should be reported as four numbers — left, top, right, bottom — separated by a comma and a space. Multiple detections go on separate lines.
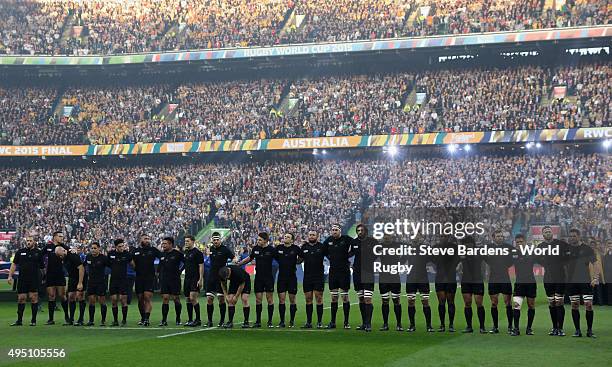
0, 283, 611, 367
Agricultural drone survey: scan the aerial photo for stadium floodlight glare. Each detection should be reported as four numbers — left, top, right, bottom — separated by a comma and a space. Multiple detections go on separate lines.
388, 146, 398, 156
464, 144, 471, 151
312, 149, 319, 155
321, 149, 327, 155
448, 144, 458, 153
535, 142, 542, 149
604, 139, 611, 149
525, 142, 534, 149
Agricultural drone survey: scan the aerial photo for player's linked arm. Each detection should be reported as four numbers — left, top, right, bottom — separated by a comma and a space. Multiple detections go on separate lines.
198, 263, 204, 288
220, 279, 229, 299
7, 263, 16, 284
77, 264, 85, 290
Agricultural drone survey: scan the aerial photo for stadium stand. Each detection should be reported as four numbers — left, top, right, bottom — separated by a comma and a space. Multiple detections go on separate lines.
0, 60, 609, 145
0, 0, 608, 55
0, 152, 608, 255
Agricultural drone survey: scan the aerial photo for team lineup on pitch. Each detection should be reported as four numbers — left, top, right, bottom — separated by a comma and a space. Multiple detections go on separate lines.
7, 224, 602, 339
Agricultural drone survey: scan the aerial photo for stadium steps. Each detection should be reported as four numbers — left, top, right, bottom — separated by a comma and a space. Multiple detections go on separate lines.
277, 96, 299, 118
540, 86, 552, 106
274, 81, 299, 118
155, 103, 179, 123
543, 0, 555, 11
196, 225, 231, 245
278, 4, 298, 39
402, 84, 417, 111
406, 3, 421, 25
160, 23, 181, 50
58, 13, 76, 53
401, 2, 415, 28
0, 173, 22, 211
50, 87, 67, 118
195, 220, 215, 242
511, 215, 524, 237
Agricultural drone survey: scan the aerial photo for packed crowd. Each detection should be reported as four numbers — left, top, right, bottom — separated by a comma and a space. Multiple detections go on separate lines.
420, 65, 547, 131
0, 0, 67, 55
0, 0, 608, 55
289, 73, 413, 136
0, 164, 242, 250
550, 62, 610, 128
0, 87, 88, 145
66, 0, 183, 55
283, 0, 409, 44
179, 0, 294, 50
373, 153, 610, 208
168, 80, 286, 141
0, 61, 609, 145
61, 85, 175, 144
0, 159, 381, 252
407, 0, 545, 36
216, 160, 385, 246
1, 152, 609, 255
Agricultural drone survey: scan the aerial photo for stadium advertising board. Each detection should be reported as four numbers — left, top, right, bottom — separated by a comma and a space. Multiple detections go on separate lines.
0, 26, 608, 66
0, 127, 609, 157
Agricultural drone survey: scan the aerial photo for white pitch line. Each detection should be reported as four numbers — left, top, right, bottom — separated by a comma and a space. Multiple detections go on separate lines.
85, 327, 188, 331
323, 302, 359, 310
157, 327, 218, 338
246, 328, 332, 333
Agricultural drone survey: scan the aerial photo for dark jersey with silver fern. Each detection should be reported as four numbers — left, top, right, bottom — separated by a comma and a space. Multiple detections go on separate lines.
323, 234, 353, 272
299, 241, 325, 281
248, 245, 275, 279
537, 239, 571, 283
85, 254, 109, 284
512, 251, 537, 284
485, 242, 513, 283
566, 244, 596, 283
275, 244, 301, 278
